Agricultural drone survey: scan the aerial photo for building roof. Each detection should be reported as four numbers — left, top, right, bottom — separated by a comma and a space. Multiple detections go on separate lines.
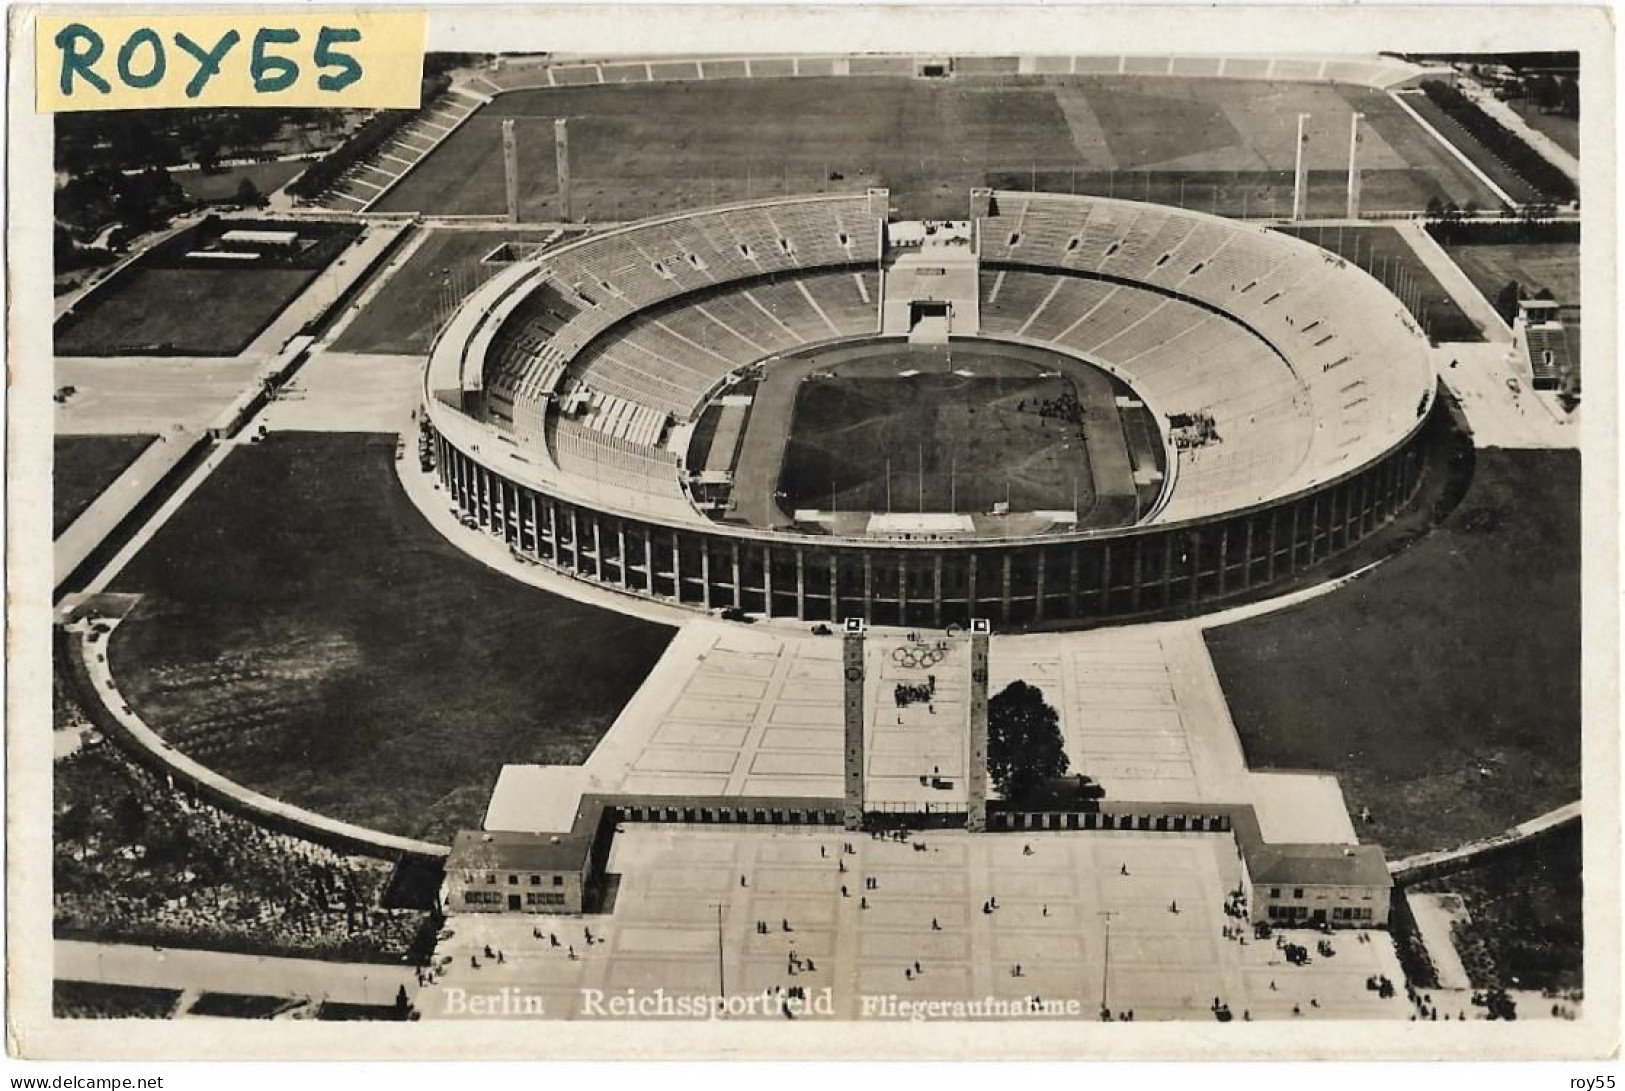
448, 828, 593, 873
1246, 843, 1394, 888
1229, 805, 1392, 889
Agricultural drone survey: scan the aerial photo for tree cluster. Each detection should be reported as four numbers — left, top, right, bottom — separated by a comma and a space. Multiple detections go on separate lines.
1420, 81, 1577, 203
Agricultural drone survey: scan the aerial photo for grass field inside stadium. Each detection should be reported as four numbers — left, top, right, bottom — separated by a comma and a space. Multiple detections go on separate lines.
332, 226, 585, 356
55, 219, 360, 357
1205, 447, 1580, 857
104, 433, 674, 842
782, 367, 1095, 517
53, 434, 155, 537
717, 340, 1151, 534
1273, 223, 1485, 342
373, 76, 1499, 222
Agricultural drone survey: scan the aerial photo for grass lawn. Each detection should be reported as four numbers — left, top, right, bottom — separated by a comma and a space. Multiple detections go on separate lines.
1206, 449, 1580, 857
1440, 241, 1581, 313
1274, 224, 1485, 342
1417, 823, 1583, 993
106, 433, 674, 842
170, 160, 308, 203
1506, 99, 1580, 160
53, 980, 181, 1019
55, 219, 359, 357
331, 227, 580, 356
55, 266, 314, 356
781, 371, 1094, 515
54, 434, 155, 537
375, 76, 1497, 223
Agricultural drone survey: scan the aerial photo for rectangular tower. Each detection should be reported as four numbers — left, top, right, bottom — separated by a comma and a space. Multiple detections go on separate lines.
1292, 113, 1310, 222
502, 119, 521, 224
842, 618, 867, 830
966, 619, 991, 832
1346, 111, 1365, 221
554, 118, 572, 223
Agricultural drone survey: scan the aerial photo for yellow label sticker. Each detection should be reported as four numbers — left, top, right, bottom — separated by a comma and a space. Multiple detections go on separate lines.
36, 11, 425, 111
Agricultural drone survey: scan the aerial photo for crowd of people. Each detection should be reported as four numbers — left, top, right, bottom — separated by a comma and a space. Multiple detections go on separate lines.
1017, 391, 1086, 427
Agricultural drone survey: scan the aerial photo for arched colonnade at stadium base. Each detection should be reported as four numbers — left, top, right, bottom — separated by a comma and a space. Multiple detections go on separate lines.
420, 190, 1436, 628
426, 420, 1429, 629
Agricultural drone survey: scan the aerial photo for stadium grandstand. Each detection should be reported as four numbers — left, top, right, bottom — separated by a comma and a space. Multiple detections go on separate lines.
422, 189, 1436, 627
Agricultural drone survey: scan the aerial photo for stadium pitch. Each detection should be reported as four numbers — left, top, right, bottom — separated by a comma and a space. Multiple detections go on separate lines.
712, 341, 1153, 534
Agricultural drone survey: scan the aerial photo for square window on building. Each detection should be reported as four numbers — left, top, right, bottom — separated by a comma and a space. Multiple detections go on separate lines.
553, 875, 564, 886
509, 874, 518, 885
530, 874, 541, 885
1293, 888, 1304, 899
1270, 887, 1281, 899
486, 873, 497, 885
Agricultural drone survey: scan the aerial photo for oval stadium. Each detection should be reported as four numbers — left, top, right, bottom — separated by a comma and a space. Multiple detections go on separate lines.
423, 188, 1437, 627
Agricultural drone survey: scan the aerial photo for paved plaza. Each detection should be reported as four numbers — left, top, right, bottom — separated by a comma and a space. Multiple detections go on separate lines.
486, 617, 1355, 846
422, 826, 1408, 1021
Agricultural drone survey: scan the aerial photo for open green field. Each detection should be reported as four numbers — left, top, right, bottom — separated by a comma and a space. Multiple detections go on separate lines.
332, 227, 580, 356
1206, 449, 1580, 857
1274, 224, 1485, 342
107, 433, 674, 841
374, 76, 1498, 222
1507, 99, 1579, 159
1442, 241, 1581, 312
55, 266, 315, 356
170, 159, 308, 203
53, 434, 154, 537
55, 219, 360, 357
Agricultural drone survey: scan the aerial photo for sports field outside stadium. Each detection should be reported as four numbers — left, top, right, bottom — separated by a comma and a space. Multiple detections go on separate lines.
374, 76, 1500, 222
106, 433, 674, 842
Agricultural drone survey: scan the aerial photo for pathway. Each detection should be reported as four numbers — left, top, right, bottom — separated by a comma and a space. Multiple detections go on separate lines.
56, 939, 415, 1007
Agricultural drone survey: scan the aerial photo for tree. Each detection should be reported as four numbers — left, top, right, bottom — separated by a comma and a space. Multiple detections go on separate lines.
987, 680, 1070, 803
235, 177, 264, 207
1495, 279, 1523, 325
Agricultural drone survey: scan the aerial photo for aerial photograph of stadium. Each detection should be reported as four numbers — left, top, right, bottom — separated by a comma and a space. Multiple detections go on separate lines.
25, 24, 1609, 1059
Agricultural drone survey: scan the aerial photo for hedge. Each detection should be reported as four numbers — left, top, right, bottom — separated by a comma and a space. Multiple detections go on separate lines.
1420, 81, 1577, 203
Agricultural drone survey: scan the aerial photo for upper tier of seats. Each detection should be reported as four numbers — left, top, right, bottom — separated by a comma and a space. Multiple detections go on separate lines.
977, 192, 1434, 521
476, 196, 883, 433
429, 191, 1432, 532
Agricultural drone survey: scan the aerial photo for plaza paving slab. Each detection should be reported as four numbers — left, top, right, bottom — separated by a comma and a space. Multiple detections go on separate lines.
422, 827, 1409, 1022
256, 352, 425, 433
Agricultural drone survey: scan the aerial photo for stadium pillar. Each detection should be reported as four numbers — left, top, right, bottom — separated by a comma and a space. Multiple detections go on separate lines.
1292, 113, 1310, 221
700, 541, 712, 608
1000, 555, 1013, 623
731, 541, 743, 608
1346, 111, 1364, 221
842, 620, 867, 830
555, 118, 573, 223
794, 548, 806, 618
967, 620, 991, 833
503, 119, 522, 224
763, 545, 774, 617
933, 555, 944, 628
